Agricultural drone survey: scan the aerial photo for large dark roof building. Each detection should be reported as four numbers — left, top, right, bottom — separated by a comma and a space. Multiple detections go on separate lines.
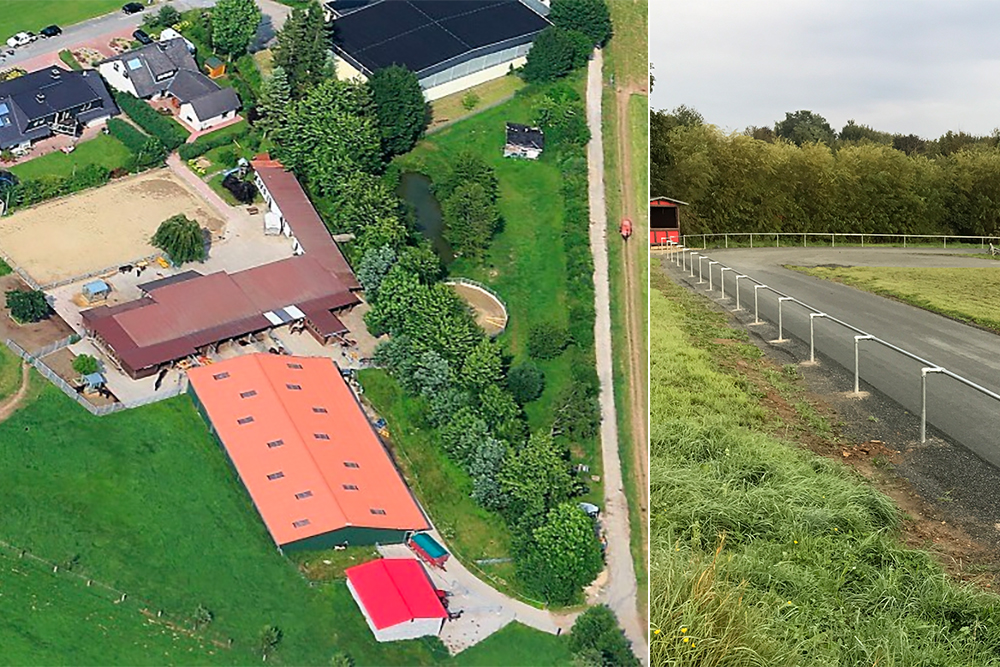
0, 67, 118, 151
329, 0, 550, 99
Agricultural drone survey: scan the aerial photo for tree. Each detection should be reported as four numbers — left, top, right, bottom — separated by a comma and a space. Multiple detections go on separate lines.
72, 354, 99, 377
436, 151, 499, 202
157, 5, 181, 28
840, 119, 891, 145
442, 181, 500, 259
257, 625, 282, 659
152, 214, 206, 265
500, 431, 574, 524
256, 66, 292, 138
396, 243, 441, 283
478, 384, 525, 445
569, 605, 639, 667
459, 339, 503, 393
893, 133, 927, 156
278, 78, 382, 198
357, 244, 397, 302
469, 437, 507, 510
516, 502, 603, 605
439, 406, 491, 464
521, 27, 592, 83
411, 350, 451, 398
273, 0, 329, 94
326, 172, 402, 238
528, 321, 569, 359
532, 83, 589, 149
508, 361, 545, 404
6, 289, 50, 323
368, 65, 430, 160
553, 378, 601, 440
211, 0, 261, 58
774, 110, 836, 146
549, 0, 612, 46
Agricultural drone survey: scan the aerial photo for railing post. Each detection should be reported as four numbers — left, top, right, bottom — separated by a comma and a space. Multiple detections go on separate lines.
753, 284, 766, 324
809, 313, 825, 363
750, 233, 753, 249
734, 275, 746, 310
708, 261, 718, 290
854, 335, 873, 394
689, 252, 698, 277
720, 267, 732, 298
921, 367, 944, 443
725, 233, 728, 248
832, 234, 835, 248
777, 297, 792, 341
698, 256, 705, 284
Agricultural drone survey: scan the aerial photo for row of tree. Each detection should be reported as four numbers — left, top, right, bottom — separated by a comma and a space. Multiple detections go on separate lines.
652, 107, 1000, 237
521, 0, 612, 84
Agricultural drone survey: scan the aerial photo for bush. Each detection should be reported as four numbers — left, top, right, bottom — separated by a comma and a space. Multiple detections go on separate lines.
152, 214, 207, 265
113, 91, 188, 151
462, 91, 480, 111
549, 0, 613, 47
177, 124, 254, 160
9, 164, 111, 209
507, 362, 545, 404
6, 289, 50, 323
527, 321, 569, 360
72, 354, 100, 377
569, 605, 639, 667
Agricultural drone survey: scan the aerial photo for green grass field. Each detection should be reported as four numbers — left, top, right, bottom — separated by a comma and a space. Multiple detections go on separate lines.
650, 271, 1000, 666
429, 75, 525, 131
603, 0, 649, 624
0, 345, 21, 401
10, 134, 132, 180
792, 265, 1000, 333
0, 0, 122, 39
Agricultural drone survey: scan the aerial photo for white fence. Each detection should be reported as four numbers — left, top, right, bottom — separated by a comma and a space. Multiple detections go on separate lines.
672, 231, 1000, 251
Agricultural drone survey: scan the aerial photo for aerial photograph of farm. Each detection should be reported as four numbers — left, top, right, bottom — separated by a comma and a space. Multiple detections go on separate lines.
0, 0, 647, 665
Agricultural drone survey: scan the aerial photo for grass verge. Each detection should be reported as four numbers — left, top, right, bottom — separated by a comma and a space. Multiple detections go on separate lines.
790, 264, 1000, 333
650, 270, 1000, 666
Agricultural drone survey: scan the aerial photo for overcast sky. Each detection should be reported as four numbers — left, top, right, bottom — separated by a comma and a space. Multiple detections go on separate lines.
650, 0, 1000, 139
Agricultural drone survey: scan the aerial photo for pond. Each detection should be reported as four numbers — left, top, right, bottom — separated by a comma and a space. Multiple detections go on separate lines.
397, 171, 454, 264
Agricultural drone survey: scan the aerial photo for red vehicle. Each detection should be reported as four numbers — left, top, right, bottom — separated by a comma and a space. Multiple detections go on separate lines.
620, 217, 632, 239
408, 532, 449, 569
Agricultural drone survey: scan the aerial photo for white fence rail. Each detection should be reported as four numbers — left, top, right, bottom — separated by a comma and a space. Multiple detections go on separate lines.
669, 231, 1000, 251
663, 245, 1000, 445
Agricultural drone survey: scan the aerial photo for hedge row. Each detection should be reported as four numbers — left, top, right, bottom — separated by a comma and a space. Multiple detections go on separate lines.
177, 123, 256, 160
113, 91, 188, 151
10, 164, 111, 209
106, 118, 166, 168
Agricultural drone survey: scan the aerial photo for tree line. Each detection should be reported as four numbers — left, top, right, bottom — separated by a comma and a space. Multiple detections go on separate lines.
652, 106, 1000, 238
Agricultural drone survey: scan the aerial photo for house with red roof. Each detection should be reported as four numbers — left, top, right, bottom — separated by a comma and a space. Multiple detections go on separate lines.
345, 558, 447, 642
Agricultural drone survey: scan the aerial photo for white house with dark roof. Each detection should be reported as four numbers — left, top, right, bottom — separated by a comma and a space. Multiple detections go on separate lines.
98, 39, 240, 131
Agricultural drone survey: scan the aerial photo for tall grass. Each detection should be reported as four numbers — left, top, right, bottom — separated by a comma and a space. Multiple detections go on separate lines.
650, 274, 1000, 666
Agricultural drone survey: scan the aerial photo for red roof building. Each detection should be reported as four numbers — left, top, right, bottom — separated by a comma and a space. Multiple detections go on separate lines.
188, 354, 429, 550
345, 558, 447, 642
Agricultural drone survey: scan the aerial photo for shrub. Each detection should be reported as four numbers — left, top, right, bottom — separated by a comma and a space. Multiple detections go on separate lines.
462, 91, 480, 111
6, 289, 50, 323
113, 91, 188, 151
568, 605, 639, 667
177, 124, 255, 160
106, 118, 166, 168
521, 27, 592, 83
507, 362, 545, 404
527, 321, 569, 359
71, 354, 100, 377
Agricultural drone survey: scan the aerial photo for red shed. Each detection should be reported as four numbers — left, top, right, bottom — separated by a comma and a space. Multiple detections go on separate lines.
650, 196, 687, 246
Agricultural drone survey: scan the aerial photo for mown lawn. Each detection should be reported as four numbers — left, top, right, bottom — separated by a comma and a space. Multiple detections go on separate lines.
0, 344, 21, 401
450, 622, 572, 666
10, 134, 132, 180
650, 271, 1000, 666
792, 265, 1000, 333
0, 0, 121, 38
0, 381, 449, 665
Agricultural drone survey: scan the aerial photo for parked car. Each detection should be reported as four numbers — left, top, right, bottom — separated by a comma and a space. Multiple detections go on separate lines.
132, 29, 153, 45
39, 25, 62, 38
122, 2, 145, 14
6, 32, 36, 48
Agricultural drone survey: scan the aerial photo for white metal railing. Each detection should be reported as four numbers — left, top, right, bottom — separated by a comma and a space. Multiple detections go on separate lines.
662, 232, 1000, 251
662, 246, 1000, 444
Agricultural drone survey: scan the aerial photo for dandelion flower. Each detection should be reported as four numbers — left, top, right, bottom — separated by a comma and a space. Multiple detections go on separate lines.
681, 628, 687, 633
787, 601, 792, 605
692, 644, 696, 648
653, 629, 661, 635
683, 637, 689, 643
793, 540, 798, 544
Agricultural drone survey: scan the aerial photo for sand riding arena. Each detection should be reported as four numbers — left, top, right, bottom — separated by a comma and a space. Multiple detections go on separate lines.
0, 169, 225, 287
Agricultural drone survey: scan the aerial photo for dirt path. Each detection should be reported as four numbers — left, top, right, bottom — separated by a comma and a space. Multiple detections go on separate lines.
615, 82, 649, 556
0, 362, 30, 423
586, 50, 645, 662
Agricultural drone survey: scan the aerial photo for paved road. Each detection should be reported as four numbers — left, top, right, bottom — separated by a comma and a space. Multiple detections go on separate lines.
1, 0, 288, 69
665, 247, 1000, 470
586, 49, 645, 662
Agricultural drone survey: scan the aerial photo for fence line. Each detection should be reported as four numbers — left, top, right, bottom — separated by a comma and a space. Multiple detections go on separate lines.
445, 277, 510, 336
672, 231, 1000, 251
664, 244, 1000, 443
40, 253, 160, 291
0, 537, 235, 651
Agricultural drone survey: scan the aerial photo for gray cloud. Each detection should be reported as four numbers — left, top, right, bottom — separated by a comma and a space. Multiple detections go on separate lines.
651, 0, 1000, 138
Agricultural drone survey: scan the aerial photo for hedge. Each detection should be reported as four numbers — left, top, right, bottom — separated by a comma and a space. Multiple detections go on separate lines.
177, 123, 255, 160
113, 91, 188, 151
106, 118, 166, 168
11, 164, 111, 209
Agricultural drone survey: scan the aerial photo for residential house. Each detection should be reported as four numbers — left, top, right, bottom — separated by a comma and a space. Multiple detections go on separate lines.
0, 67, 118, 153
98, 39, 240, 131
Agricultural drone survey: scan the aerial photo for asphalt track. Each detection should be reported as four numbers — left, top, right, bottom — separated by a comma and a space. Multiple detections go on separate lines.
663, 247, 1000, 471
